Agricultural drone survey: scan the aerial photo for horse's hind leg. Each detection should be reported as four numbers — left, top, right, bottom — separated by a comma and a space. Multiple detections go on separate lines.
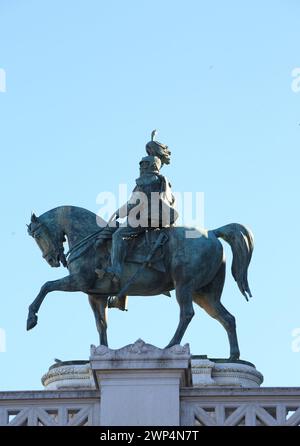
88, 294, 108, 346
193, 262, 240, 360
165, 283, 194, 348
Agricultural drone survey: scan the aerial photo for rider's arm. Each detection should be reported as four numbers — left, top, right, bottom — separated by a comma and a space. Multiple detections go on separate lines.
115, 185, 141, 219
115, 202, 128, 219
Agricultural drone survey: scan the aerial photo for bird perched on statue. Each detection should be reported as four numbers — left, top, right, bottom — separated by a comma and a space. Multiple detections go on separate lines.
146, 130, 171, 166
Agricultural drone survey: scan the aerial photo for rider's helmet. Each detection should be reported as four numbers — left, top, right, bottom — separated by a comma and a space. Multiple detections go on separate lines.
139, 155, 162, 175
146, 130, 171, 165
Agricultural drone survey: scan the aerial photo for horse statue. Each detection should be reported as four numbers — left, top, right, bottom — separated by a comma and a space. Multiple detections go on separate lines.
26, 205, 253, 360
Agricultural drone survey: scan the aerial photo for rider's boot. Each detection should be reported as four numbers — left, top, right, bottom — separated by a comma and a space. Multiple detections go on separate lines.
95, 237, 106, 279
108, 294, 128, 311
106, 236, 126, 287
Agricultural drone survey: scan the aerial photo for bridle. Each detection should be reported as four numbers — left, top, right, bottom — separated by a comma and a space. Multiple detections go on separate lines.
29, 222, 67, 267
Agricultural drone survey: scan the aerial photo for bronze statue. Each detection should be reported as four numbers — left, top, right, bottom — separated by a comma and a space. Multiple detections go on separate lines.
26, 132, 254, 359
95, 131, 176, 304
104, 155, 177, 285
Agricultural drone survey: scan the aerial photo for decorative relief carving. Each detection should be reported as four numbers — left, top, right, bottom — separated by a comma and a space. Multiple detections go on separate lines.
91, 339, 190, 360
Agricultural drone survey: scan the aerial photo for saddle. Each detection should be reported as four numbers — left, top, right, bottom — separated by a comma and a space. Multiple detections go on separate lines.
125, 228, 169, 273
93, 228, 171, 306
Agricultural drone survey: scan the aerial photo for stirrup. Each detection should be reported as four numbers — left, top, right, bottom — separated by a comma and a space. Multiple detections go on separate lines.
108, 295, 128, 311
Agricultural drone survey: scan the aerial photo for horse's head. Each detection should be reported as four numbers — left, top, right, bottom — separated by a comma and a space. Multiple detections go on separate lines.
27, 213, 67, 268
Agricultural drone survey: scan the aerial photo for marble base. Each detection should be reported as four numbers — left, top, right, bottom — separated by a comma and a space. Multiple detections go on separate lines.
90, 339, 191, 426
191, 356, 263, 388
42, 353, 263, 392
42, 361, 95, 390
41, 345, 263, 427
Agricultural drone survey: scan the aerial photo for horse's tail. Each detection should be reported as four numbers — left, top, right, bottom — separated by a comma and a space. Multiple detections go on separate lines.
213, 223, 254, 301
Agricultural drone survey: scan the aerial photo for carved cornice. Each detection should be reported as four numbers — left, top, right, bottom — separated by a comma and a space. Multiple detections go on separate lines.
212, 364, 264, 385
42, 364, 92, 387
90, 339, 190, 360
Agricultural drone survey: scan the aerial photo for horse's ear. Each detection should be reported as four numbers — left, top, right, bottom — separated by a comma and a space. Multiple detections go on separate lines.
31, 212, 38, 223
26, 223, 33, 236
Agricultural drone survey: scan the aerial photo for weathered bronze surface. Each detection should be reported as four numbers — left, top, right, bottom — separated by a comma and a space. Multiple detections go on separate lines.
26, 132, 253, 359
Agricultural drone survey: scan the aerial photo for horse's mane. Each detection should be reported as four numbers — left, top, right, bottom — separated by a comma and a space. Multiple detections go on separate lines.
38, 205, 107, 238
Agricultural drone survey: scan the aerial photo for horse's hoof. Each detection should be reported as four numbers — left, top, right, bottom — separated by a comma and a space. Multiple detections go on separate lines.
27, 314, 38, 331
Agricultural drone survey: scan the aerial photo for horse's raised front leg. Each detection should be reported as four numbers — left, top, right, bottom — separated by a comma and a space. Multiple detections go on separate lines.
88, 294, 108, 346
27, 274, 85, 331
165, 283, 194, 348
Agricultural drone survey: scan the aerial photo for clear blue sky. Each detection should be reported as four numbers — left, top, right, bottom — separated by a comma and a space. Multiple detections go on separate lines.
0, 0, 300, 390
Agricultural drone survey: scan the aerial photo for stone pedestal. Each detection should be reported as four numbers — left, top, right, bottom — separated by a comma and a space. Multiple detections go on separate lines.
42, 361, 95, 390
90, 339, 191, 426
41, 348, 263, 426
191, 356, 263, 388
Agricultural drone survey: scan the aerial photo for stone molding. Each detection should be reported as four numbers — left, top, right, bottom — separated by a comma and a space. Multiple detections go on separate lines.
191, 359, 263, 388
42, 363, 95, 390
90, 338, 190, 360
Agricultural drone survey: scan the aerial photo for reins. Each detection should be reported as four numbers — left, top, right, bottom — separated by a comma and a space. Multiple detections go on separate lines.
65, 228, 104, 259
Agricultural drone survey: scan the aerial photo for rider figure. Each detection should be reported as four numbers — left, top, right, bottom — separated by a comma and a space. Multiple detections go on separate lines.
105, 131, 178, 285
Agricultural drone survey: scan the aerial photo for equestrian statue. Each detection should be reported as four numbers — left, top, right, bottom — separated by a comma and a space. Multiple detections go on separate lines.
26, 131, 253, 359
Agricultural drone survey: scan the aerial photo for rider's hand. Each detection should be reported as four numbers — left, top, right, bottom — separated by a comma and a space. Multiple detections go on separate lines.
108, 211, 119, 225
